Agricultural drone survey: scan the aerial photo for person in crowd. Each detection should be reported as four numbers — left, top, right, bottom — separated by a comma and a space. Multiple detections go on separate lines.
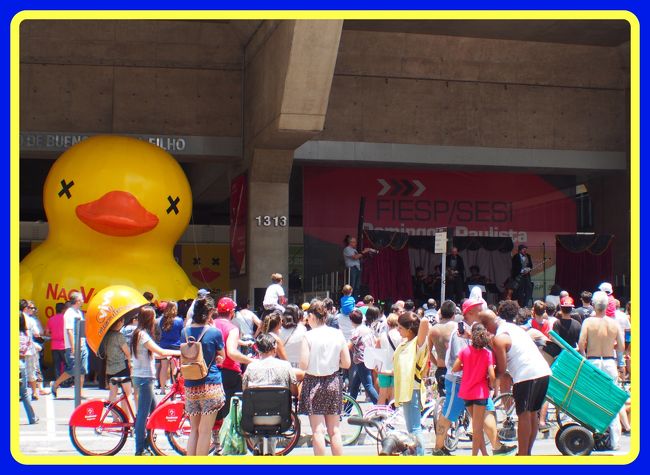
574, 291, 593, 323
103, 317, 133, 420
19, 313, 38, 424
243, 333, 300, 455
545, 284, 562, 308
530, 301, 551, 338
393, 311, 430, 456
413, 266, 428, 308
432, 264, 443, 303
423, 298, 438, 323
280, 304, 307, 368
578, 291, 625, 450
212, 297, 255, 453
259, 311, 289, 361
466, 265, 488, 288
20, 300, 42, 400
121, 312, 138, 348
263, 273, 287, 314
433, 299, 516, 456
183, 296, 226, 456
130, 306, 181, 455
376, 313, 401, 404
232, 299, 262, 356
185, 288, 210, 326
546, 302, 558, 326
347, 309, 379, 404
623, 301, 631, 382
598, 282, 617, 318
497, 299, 520, 323
446, 247, 466, 303
511, 244, 533, 308
340, 284, 355, 316
157, 301, 184, 395
428, 300, 458, 398
478, 309, 551, 455
323, 297, 340, 329
46, 302, 67, 381
452, 323, 495, 456
51, 292, 88, 399
299, 300, 351, 456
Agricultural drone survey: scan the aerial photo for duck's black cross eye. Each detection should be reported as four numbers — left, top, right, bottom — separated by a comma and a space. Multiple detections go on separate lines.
193, 257, 201, 266
212, 258, 220, 266
166, 195, 180, 215
58, 179, 75, 199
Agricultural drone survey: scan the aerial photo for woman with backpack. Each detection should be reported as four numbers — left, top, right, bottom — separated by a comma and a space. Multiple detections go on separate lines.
103, 317, 133, 420
182, 296, 226, 456
130, 306, 181, 456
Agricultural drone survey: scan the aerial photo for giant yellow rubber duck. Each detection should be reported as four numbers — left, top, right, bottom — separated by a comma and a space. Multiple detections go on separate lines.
20, 135, 197, 320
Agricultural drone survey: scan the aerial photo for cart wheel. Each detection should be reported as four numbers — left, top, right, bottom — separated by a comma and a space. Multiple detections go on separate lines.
555, 422, 579, 448
556, 424, 594, 456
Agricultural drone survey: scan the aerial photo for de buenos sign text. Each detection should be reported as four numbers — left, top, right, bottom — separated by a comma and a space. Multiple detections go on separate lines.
20, 132, 188, 153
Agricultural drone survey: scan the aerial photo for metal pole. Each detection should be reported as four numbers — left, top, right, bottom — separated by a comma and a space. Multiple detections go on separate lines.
441, 253, 447, 304
542, 241, 547, 298
74, 317, 81, 408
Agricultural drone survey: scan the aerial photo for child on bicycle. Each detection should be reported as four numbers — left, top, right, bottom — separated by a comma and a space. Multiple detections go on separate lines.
452, 323, 495, 456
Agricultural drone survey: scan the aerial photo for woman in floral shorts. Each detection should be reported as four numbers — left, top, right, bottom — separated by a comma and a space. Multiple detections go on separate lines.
182, 296, 226, 456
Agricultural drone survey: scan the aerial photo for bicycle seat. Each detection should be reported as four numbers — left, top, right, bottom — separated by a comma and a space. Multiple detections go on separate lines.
110, 376, 132, 385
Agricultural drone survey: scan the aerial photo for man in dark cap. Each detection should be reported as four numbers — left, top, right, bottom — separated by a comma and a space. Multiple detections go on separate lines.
511, 244, 533, 308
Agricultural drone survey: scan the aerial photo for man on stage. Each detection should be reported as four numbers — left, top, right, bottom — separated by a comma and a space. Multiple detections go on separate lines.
445, 247, 466, 303
511, 244, 533, 308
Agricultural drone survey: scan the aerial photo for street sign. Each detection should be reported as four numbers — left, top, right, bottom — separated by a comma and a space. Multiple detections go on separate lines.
434, 232, 447, 254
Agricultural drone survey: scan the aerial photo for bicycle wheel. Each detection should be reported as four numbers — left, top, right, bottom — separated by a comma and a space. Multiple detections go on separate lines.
69, 403, 129, 456
363, 406, 403, 442
493, 393, 518, 442
325, 393, 363, 446
165, 413, 217, 455
244, 411, 301, 455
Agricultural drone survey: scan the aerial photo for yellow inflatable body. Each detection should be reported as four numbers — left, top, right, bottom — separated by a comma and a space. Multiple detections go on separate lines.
20, 136, 197, 321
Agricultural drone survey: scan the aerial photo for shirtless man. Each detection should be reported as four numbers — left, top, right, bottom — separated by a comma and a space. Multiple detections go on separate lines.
428, 300, 458, 397
578, 290, 625, 450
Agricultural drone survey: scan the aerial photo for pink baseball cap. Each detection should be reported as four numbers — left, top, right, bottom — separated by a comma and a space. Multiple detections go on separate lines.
462, 299, 483, 315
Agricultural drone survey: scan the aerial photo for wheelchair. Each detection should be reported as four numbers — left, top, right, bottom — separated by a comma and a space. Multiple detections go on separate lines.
239, 386, 301, 456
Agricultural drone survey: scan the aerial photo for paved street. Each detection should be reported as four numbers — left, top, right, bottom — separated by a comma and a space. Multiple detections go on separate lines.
18, 386, 631, 458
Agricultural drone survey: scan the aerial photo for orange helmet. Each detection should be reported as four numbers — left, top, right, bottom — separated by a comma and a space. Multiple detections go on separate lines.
85, 285, 148, 353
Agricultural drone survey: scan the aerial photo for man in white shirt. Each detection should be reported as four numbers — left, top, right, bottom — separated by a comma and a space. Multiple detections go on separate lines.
263, 273, 286, 313
51, 292, 87, 398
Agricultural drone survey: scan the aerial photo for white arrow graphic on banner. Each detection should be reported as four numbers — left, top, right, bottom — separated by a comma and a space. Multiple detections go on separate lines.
413, 179, 426, 197
377, 179, 391, 196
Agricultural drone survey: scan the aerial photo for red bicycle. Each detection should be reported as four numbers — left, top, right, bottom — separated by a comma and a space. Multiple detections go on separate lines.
69, 357, 192, 456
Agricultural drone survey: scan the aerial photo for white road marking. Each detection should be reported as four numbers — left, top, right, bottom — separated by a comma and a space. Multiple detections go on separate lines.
45, 394, 57, 440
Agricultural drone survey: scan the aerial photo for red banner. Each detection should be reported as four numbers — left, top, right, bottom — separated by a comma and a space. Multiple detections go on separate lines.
230, 174, 247, 276
303, 167, 576, 248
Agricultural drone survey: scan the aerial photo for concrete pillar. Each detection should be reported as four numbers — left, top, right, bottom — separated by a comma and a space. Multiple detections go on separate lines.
247, 149, 293, 297
240, 20, 343, 305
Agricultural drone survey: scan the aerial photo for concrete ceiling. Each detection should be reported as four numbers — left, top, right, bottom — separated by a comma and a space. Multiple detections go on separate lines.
343, 20, 630, 47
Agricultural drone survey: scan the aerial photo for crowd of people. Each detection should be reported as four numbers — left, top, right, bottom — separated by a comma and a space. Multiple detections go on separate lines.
19, 265, 632, 457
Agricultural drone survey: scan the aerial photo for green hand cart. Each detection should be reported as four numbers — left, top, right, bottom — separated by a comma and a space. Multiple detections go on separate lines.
546, 330, 629, 455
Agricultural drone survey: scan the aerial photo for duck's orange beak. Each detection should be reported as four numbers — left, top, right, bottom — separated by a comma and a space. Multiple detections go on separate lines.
76, 191, 159, 237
